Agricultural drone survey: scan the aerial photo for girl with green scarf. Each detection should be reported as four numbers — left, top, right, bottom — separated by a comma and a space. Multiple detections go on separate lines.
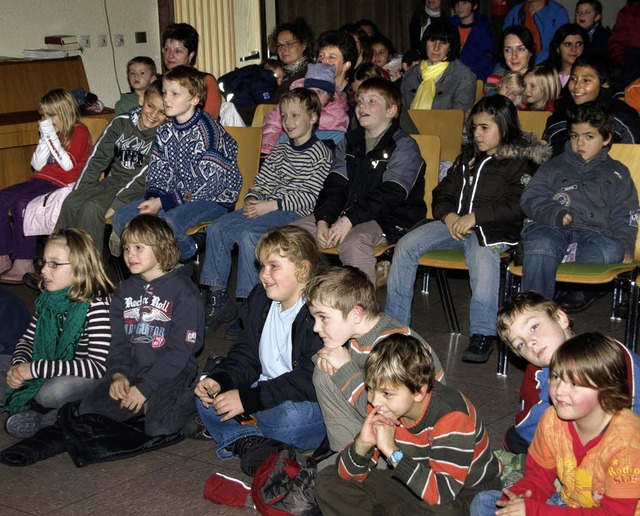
3, 228, 114, 439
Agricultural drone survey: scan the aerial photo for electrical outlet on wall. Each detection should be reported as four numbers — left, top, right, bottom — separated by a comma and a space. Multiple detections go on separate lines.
114, 34, 124, 47
79, 35, 91, 49
97, 34, 107, 48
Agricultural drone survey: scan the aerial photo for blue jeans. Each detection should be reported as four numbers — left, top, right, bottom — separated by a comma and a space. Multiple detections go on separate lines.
385, 220, 507, 335
200, 209, 299, 298
470, 489, 566, 515
112, 198, 229, 260
521, 222, 625, 299
196, 398, 326, 460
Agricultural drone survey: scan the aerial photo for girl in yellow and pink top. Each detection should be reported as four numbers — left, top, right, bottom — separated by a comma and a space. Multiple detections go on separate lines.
471, 332, 640, 515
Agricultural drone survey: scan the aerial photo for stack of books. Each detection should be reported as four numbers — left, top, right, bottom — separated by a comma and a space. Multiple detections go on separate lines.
23, 35, 82, 59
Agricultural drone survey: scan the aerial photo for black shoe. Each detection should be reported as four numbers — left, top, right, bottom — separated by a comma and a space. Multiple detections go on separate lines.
231, 436, 293, 477
22, 272, 40, 291
204, 290, 238, 334
5, 409, 59, 439
558, 290, 604, 314
224, 318, 243, 341
202, 354, 223, 376
461, 334, 498, 363
182, 413, 212, 440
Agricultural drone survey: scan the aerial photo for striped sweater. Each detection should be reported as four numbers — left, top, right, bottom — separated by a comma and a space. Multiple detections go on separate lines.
338, 381, 502, 506
246, 134, 332, 216
329, 313, 445, 418
11, 297, 112, 380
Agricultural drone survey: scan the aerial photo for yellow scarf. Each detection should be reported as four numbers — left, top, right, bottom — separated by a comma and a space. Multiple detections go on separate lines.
411, 60, 449, 110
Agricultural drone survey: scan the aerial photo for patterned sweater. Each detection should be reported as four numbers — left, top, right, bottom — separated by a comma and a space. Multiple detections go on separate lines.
12, 297, 111, 379
245, 134, 332, 216
145, 108, 241, 211
338, 381, 502, 506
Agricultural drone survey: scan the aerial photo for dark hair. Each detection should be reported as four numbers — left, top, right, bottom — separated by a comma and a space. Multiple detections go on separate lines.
340, 23, 372, 63
550, 332, 631, 413
464, 95, 522, 161
369, 34, 396, 59
268, 18, 315, 61
568, 101, 615, 142
548, 23, 589, 72
128, 56, 158, 77
455, 0, 479, 6
421, 18, 460, 62
500, 26, 536, 70
353, 62, 384, 83
412, 0, 446, 27
162, 23, 199, 65
357, 77, 402, 117
280, 88, 323, 130
576, 0, 603, 16
354, 19, 380, 37
571, 54, 611, 86
317, 29, 359, 80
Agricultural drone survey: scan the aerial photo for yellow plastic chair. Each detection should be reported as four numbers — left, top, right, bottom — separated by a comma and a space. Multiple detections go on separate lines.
517, 111, 552, 141
475, 80, 484, 103
408, 109, 464, 162
251, 103, 277, 128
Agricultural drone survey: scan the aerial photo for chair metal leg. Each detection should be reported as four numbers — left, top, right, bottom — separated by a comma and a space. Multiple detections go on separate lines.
435, 268, 460, 334
497, 340, 509, 376
625, 269, 640, 352
421, 270, 430, 294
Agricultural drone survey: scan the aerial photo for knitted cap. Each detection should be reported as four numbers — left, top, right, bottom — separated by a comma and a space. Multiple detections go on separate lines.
304, 62, 336, 94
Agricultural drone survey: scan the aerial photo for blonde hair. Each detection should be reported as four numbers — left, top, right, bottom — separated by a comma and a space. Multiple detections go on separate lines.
551, 332, 631, 413
163, 65, 207, 107
45, 228, 115, 302
304, 266, 379, 318
255, 226, 326, 285
498, 70, 525, 94
38, 89, 84, 148
121, 214, 180, 272
524, 66, 562, 107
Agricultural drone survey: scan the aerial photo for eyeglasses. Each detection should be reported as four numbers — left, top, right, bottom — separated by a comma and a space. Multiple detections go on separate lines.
162, 46, 189, 56
38, 260, 71, 269
276, 40, 299, 51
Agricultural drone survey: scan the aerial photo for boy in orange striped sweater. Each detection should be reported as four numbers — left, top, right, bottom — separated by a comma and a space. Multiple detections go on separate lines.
315, 333, 502, 514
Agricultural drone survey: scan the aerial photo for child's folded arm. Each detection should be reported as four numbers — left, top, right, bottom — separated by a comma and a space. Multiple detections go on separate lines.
330, 360, 368, 417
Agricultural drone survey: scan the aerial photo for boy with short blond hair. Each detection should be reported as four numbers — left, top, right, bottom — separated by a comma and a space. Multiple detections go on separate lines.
293, 77, 426, 285
497, 290, 640, 454
111, 65, 241, 261
305, 266, 444, 454
115, 56, 158, 115
314, 334, 502, 514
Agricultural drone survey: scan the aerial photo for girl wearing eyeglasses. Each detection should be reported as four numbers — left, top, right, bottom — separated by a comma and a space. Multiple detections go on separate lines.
2, 227, 114, 439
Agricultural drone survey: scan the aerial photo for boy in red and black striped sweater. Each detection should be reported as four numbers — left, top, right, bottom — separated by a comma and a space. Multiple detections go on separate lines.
315, 333, 502, 514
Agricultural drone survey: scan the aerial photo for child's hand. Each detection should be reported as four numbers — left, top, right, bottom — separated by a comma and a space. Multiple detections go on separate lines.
195, 378, 221, 408
316, 221, 331, 248
105, 207, 115, 219
374, 418, 398, 457
38, 118, 56, 139
495, 488, 531, 515
624, 253, 633, 264
562, 213, 573, 226
137, 198, 161, 215
444, 212, 461, 239
212, 389, 244, 421
121, 385, 147, 413
109, 373, 130, 401
6, 363, 31, 389
244, 199, 277, 219
316, 346, 351, 374
327, 216, 353, 247
355, 405, 396, 456
450, 213, 476, 240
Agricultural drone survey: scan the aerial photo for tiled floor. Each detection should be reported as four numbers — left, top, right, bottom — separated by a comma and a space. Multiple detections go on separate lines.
0, 270, 628, 515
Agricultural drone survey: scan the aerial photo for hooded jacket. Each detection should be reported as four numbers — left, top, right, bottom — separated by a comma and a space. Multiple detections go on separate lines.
433, 133, 551, 246
313, 119, 427, 243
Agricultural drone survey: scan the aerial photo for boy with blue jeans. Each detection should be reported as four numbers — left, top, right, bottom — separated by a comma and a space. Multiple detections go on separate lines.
521, 102, 639, 308
111, 65, 241, 260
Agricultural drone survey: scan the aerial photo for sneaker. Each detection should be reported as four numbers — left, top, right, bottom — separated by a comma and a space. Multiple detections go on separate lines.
461, 334, 498, 363
109, 231, 122, 257
224, 318, 243, 341
5, 409, 58, 439
205, 290, 238, 334
22, 272, 41, 291
558, 290, 604, 314
230, 435, 293, 477
182, 413, 212, 440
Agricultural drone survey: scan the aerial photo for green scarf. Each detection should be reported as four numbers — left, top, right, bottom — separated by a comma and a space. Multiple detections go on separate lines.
5, 288, 90, 414
410, 60, 449, 110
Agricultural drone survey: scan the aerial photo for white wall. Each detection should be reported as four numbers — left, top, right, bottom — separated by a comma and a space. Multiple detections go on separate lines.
0, 0, 160, 108
555, 0, 625, 29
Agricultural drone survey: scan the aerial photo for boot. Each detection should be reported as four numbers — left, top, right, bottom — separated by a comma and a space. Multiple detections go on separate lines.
0, 259, 35, 285
0, 255, 11, 275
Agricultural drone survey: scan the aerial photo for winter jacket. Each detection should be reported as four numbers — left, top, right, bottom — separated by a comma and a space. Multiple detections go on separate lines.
609, 2, 640, 70
521, 143, 639, 256
503, 0, 570, 64
401, 58, 477, 113
260, 78, 349, 154
451, 13, 495, 82
544, 92, 640, 157
314, 120, 427, 244
107, 264, 204, 400
218, 65, 278, 108
587, 22, 611, 61
23, 184, 73, 236
205, 285, 322, 415
433, 133, 551, 246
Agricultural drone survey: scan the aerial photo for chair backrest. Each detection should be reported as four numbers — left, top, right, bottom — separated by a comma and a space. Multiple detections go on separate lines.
517, 111, 551, 141
609, 144, 640, 260
251, 103, 277, 127
475, 80, 484, 103
223, 126, 263, 205
411, 134, 441, 216
408, 109, 464, 162
83, 116, 111, 145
